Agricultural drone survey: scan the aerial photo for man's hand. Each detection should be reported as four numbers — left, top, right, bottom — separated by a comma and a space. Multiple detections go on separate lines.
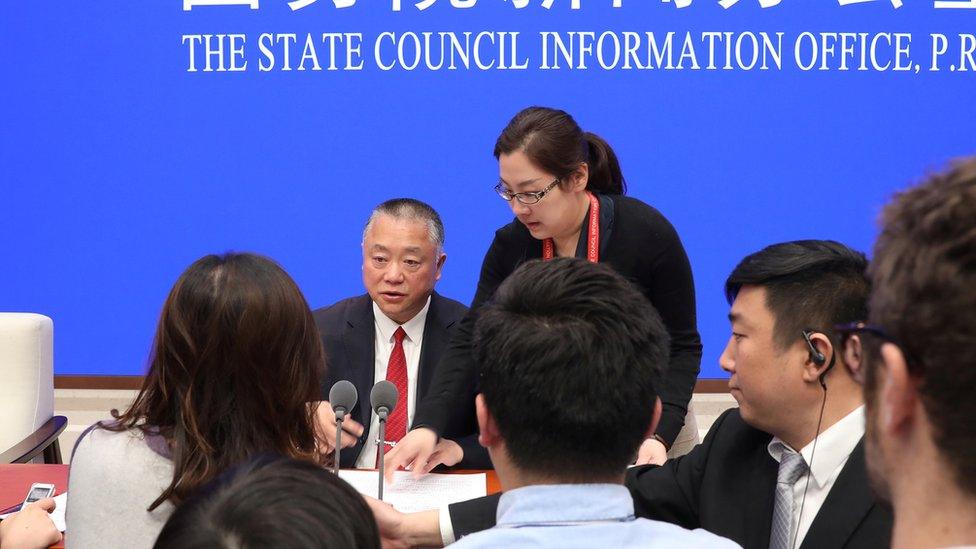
364, 496, 410, 549
427, 439, 464, 470
383, 427, 438, 482
364, 496, 443, 549
635, 437, 668, 466
313, 400, 364, 455
0, 498, 62, 549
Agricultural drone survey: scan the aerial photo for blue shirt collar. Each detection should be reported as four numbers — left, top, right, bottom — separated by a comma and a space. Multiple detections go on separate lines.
496, 484, 635, 526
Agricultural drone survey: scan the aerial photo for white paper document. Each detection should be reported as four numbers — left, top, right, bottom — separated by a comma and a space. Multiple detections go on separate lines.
338, 470, 487, 513
0, 492, 67, 533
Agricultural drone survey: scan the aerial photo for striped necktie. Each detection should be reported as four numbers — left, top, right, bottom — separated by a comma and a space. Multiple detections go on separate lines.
769, 446, 808, 549
384, 326, 408, 443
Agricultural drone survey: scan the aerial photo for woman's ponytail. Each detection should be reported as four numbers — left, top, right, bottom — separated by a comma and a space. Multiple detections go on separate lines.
584, 132, 625, 195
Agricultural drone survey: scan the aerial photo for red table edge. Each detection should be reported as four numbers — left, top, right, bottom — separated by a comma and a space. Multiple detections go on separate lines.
0, 463, 498, 549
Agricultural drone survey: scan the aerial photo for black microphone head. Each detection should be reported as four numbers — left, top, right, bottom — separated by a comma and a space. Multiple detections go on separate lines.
370, 380, 399, 418
329, 380, 358, 418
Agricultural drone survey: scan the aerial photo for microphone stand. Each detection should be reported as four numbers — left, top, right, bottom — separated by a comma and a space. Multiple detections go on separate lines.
376, 408, 388, 501
334, 411, 345, 476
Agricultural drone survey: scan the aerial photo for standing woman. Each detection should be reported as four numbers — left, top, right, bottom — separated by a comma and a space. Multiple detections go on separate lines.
386, 106, 702, 475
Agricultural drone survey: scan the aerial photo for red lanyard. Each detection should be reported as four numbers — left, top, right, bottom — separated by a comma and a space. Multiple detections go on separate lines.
542, 192, 600, 263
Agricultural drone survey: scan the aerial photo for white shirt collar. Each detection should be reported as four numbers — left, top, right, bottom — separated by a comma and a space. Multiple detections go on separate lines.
371, 295, 431, 345
768, 405, 865, 489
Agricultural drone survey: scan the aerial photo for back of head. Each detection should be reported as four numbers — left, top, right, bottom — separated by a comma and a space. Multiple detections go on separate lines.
725, 240, 869, 353
112, 252, 326, 509
473, 258, 667, 481
493, 106, 626, 195
153, 455, 380, 549
868, 157, 976, 496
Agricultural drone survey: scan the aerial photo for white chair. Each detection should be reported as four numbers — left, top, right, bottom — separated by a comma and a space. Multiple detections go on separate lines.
0, 313, 66, 464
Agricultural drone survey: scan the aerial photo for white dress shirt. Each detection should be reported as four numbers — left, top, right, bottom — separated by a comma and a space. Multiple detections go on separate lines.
354, 296, 430, 469
766, 405, 865, 547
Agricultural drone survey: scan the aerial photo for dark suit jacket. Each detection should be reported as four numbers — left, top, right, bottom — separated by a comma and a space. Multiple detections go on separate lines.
313, 292, 490, 468
449, 409, 892, 548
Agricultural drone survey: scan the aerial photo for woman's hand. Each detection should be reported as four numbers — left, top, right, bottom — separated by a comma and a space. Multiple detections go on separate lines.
634, 437, 668, 466
0, 498, 62, 549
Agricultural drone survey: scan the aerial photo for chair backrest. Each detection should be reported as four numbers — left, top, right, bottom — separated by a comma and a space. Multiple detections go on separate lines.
0, 313, 54, 453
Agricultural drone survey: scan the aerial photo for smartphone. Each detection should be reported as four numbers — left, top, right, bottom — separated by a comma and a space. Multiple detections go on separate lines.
21, 483, 56, 507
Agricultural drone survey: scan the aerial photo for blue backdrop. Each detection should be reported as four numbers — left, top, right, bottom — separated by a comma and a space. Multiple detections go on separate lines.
2, 1, 973, 377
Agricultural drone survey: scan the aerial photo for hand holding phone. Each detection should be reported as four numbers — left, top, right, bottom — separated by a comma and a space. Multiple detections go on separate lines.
0, 493, 62, 548
22, 483, 56, 508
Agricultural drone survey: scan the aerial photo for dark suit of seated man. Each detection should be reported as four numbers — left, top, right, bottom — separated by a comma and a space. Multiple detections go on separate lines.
370, 240, 892, 549
313, 198, 489, 469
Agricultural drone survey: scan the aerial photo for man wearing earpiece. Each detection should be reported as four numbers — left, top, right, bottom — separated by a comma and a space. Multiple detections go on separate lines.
371, 240, 892, 548
668, 239, 892, 548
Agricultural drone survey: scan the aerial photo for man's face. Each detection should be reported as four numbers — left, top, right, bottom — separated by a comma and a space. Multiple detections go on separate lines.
362, 214, 445, 324
863, 344, 894, 504
719, 286, 808, 435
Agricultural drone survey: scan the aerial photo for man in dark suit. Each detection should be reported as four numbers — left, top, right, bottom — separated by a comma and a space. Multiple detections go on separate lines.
313, 198, 486, 469
616, 241, 890, 549
368, 240, 892, 549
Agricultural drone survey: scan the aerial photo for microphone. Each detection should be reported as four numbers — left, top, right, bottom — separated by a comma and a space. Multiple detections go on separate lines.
371, 380, 399, 420
370, 380, 399, 500
329, 380, 358, 475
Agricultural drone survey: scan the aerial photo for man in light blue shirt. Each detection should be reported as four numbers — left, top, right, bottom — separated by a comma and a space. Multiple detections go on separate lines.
450, 258, 737, 549
454, 484, 734, 548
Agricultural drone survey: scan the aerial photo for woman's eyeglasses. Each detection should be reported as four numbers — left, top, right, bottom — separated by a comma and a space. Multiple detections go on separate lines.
494, 178, 560, 205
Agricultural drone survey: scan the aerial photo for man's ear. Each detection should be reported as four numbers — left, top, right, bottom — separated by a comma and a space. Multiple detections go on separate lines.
476, 394, 500, 448
801, 332, 834, 384
434, 252, 446, 281
643, 397, 663, 439
842, 334, 864, 381
877, 343, 918, 436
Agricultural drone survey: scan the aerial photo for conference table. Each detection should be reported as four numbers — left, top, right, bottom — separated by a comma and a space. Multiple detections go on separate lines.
0, 464, 499, 548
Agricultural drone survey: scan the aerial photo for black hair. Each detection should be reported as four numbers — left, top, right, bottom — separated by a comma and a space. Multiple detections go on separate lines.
153, 454, 380, 549
473, 258, 667, 480
724, 240, 869, 351
494, 106, 626, 195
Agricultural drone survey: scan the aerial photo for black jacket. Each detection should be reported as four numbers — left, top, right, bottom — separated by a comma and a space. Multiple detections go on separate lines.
415, 194, 703, 446
313, 292, 490, 468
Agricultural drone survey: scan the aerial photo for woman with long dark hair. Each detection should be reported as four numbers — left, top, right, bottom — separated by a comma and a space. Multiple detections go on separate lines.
387, 106, 703, 475
66, 253, 327, 548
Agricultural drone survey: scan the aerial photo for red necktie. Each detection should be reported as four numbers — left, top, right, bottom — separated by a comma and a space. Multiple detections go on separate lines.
384, 326, 408, 443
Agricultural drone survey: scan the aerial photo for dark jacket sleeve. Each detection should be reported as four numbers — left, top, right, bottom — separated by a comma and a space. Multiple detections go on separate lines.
449, 492, 503, 539
635, 205, 702, 445
313, 304, 344, 399
626, 408, 735, 528
452, 434, 493, 469
413, 229, 517, 435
